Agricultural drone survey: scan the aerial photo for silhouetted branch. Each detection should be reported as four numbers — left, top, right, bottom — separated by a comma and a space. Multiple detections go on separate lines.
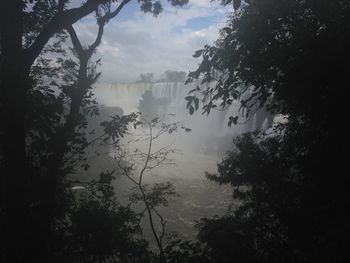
87, 22, 104, 55
103, 0, 132, 22
139, 122, 153, 185
151, 206, 167, 248
24, 0, 107, 68
66, 25, 84, 57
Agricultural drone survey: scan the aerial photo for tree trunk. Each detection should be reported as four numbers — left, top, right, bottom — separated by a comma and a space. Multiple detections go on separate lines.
0, 0, 29, 261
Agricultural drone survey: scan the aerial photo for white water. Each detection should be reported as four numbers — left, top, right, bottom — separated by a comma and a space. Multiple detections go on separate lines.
93, 82, 260, 155
89, 81, 272, 241
93, 82, 273, 155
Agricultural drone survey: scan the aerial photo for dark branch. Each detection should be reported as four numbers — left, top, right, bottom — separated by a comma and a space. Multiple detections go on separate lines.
87, 22, 104, 54
66, 25, 84, 58
87, 0, 131, 54
24, 0, 108, 68
106, 0, 131, 21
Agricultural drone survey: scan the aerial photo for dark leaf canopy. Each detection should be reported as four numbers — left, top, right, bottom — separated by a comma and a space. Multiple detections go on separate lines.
186, 0, 350, 125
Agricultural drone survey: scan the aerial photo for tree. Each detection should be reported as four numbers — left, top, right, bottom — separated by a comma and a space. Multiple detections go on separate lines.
187, 0, 350, 262
67, 171, 149, 263
0, 0, 189, 261
138, 90, 171, 122
113, 115, 190, 260
138, 73, 155, 83
186, 0, 350, 125
160, 70, 187, 83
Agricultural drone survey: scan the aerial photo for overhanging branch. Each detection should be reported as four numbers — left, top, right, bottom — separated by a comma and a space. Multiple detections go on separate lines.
24, 0, 108, 68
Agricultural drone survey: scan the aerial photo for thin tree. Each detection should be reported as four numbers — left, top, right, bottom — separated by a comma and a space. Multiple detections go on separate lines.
113, 115, 190, 260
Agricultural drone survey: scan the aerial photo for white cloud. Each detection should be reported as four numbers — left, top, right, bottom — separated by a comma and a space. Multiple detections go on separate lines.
72, 0, 230, 83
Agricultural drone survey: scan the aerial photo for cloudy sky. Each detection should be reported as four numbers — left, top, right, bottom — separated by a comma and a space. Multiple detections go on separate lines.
72, 0, 232, 83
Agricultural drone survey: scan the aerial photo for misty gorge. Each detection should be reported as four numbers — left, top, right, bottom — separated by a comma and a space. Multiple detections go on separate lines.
76, 80, 273, 243
1, 1, 349, 262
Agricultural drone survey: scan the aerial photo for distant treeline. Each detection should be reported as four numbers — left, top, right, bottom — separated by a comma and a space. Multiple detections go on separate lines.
137, 70, 187, 83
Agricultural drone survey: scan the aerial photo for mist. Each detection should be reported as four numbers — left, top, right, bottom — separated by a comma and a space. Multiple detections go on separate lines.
76, 79, 273, 242
2, 0, 347, 261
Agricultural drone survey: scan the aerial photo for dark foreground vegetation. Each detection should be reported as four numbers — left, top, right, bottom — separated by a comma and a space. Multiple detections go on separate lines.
1, 0, 349, 262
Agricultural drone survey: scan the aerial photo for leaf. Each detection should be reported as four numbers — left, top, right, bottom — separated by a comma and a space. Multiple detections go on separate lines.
222, 27, 231, 34
185, 96, 194, 109
193, 49, 204, 58
189, 106, 194, 115
184, 78, 192, 85
188, 86, 200, 94
151, 117, 159, 123
202, 104, 210, 116
228, 116, 238, 127
194, 98, 199, 110
233, 0, 241, 11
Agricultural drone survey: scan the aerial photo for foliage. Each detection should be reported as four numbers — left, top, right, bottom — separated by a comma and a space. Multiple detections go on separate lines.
186, 0, 350, 124
138, 0, 189, 16
138, 73, 155, 83
1, 0, 189, 262
138, 90, 171, 122
114, 116, 189, 259
159, 70, 187, 83
67, 171, 149, 263
189, 0, 350, 262
197, 215, 261, 263
200, 122, 350, 261
161, 238, 211, 263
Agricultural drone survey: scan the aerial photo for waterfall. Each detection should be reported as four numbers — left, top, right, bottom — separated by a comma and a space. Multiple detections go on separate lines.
88, 82, 273, 240
93, 82, 273, 156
